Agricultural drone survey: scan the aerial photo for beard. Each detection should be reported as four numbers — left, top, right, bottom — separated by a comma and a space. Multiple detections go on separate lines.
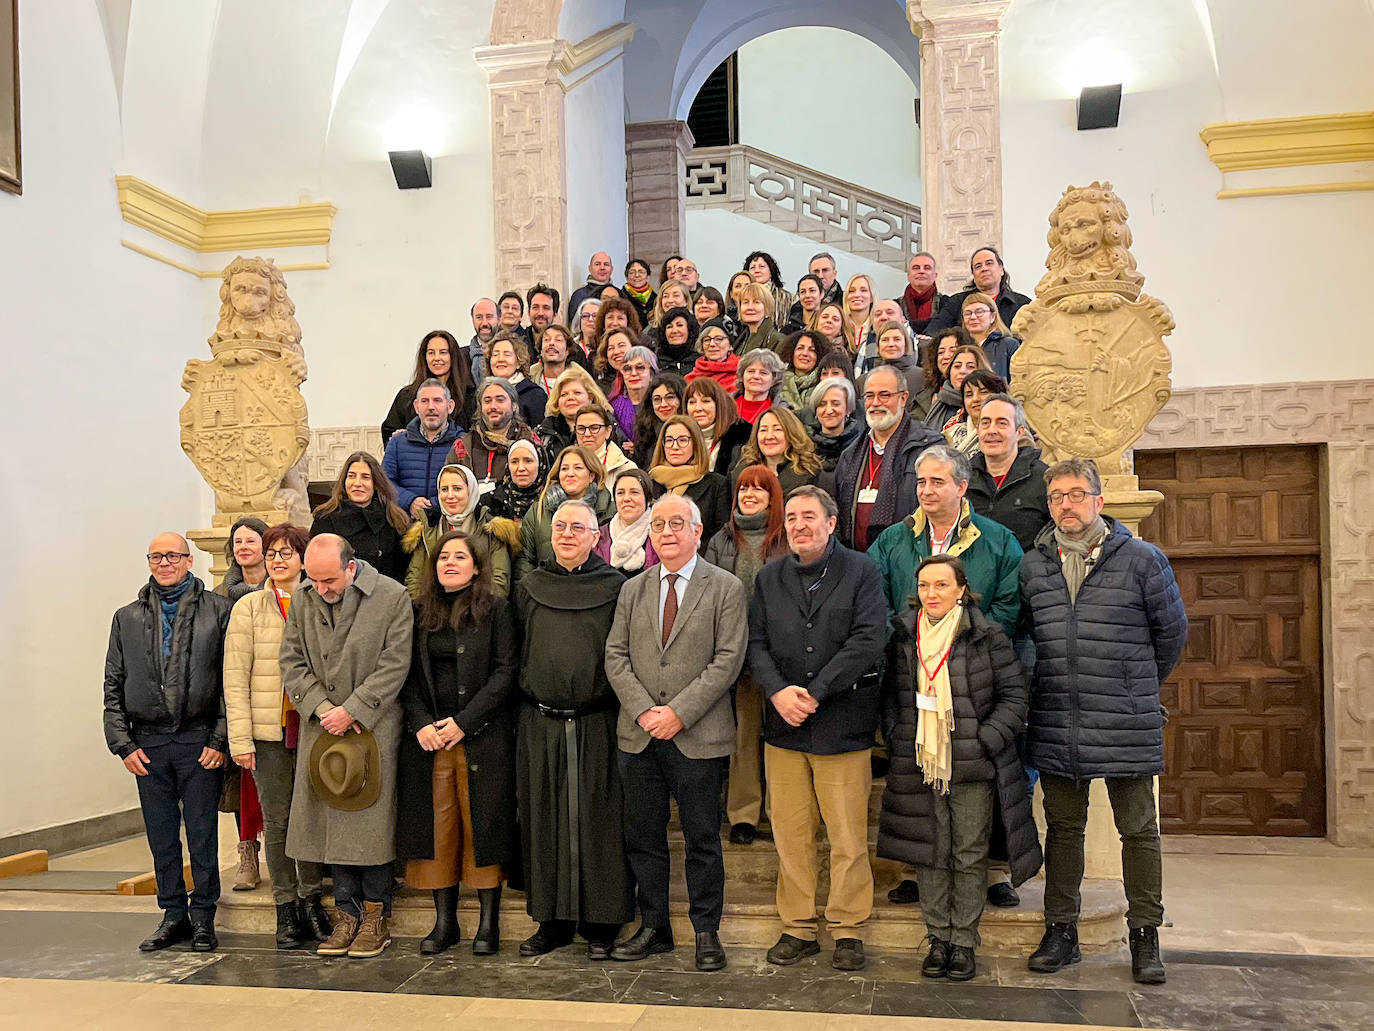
866, 407, 901, 433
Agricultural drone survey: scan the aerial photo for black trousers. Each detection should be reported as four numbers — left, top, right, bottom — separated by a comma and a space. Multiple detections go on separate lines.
134, 738, 221, 923
619, 739, 727, 933
331, 863, 395, 920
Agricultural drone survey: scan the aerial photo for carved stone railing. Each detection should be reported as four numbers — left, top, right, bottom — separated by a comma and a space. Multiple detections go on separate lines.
684, 145, 922, 270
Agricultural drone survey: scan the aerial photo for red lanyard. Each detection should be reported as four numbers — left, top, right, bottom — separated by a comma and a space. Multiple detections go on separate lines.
486, 451, 496, 480
864, 442, 882, 489
916, 618, 954, 686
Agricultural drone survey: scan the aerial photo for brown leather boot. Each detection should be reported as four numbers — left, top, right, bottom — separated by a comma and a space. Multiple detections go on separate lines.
232, 840, 261, 891
315, 909, 360, 957
348, 901, 391, 958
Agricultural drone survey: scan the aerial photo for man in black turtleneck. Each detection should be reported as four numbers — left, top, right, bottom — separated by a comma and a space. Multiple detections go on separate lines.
104, 533, 233, 954
748, 487, 886, 973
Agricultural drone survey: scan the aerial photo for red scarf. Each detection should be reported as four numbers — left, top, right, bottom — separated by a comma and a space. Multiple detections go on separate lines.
736, 396, 773, 424
902, 283, 938, 323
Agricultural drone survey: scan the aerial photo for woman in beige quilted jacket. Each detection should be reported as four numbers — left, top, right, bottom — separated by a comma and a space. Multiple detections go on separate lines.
222, 522, 333, 951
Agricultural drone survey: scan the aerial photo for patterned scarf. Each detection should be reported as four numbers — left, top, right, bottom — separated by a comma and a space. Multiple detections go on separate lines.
1055, 516, 1108, 602
915, 605, 962, 794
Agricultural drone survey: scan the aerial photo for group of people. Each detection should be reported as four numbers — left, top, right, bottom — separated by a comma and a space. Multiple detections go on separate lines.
103, 244, 1187, 989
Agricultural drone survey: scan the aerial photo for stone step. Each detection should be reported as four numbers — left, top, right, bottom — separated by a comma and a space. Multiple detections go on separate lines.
217, 864, 1126, 957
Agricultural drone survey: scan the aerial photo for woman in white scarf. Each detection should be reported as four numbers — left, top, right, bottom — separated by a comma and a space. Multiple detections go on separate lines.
403, 463, 512, 599
593, 468, 659, 573
876, 554, 1035, 985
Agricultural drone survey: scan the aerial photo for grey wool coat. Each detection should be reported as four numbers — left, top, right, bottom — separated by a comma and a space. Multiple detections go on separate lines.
280, 560, 414, 866
604, 558, 748, 759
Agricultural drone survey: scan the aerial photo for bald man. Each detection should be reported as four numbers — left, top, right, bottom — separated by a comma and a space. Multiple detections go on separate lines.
568, 251, 615, 317
104, 532, 233, 953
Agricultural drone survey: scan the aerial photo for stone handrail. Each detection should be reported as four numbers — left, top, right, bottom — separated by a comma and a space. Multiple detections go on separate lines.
684, 145, 922, 270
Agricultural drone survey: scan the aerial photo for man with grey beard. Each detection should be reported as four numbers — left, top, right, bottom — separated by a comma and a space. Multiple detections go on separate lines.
832, 365, 943, 550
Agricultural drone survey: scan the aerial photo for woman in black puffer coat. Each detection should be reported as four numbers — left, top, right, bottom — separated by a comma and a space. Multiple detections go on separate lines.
876, 554, 1041, 983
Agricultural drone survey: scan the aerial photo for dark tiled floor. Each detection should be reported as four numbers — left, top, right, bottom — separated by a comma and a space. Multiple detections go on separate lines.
2, 910, 1372, 1029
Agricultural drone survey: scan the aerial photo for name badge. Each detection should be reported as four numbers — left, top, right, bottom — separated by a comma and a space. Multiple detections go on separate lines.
916, 693, 940, 711
857, 487, 879, 504
477, 479, 496, 497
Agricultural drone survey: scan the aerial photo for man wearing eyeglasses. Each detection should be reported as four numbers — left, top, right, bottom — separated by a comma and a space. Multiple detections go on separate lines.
604, 494, 747, 971
1020, 457, 1186, 986
103, 533, 234, 953
513, 500, 633, 961
833, 364, 943, 551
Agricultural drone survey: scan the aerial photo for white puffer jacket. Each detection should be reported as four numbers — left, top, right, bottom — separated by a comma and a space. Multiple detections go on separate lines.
223, 588, 293, 756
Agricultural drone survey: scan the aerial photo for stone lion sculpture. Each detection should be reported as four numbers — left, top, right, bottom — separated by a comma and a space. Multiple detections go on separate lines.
215, 256, 304, 355
1034, 181, 1145, 301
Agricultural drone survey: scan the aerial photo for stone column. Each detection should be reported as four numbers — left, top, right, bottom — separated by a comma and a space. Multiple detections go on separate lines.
473, 39, 570, 295
907, 0, 1012, 294
625, 120, 695, 274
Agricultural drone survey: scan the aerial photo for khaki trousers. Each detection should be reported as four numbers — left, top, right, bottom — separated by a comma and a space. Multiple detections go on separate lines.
405, 744, 502, 891
726, 675, 766, 827
765, 744, 873, 939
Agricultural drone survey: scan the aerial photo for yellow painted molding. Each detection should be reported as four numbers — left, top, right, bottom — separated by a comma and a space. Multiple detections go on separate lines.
1216, 179, 1374, 200
121, 239, 330, 278
1199, 111, 1374, 172
115, 175, 337, 253
558, 21, 635, 77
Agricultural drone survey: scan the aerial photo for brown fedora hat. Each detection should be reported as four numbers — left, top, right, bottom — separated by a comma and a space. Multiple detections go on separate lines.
308, 729, 382, 812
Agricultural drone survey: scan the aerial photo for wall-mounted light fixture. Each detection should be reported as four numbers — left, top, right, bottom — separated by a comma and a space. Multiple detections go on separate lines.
388, 150, 432, 189
1077, 84, 1123, 131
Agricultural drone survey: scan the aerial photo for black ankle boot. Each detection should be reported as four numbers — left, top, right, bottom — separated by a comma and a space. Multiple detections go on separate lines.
301, 894, 333, 942
275, 901, 307, 949
1130, 926, 1166, 984
420, 886, 462, 955
472, 886, 502, 955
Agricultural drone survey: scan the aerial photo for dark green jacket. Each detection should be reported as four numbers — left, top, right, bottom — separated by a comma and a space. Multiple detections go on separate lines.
867, 499, 1023, 639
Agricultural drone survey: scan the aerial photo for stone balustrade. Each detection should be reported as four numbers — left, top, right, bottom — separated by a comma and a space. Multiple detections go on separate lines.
685, 145, 922, 271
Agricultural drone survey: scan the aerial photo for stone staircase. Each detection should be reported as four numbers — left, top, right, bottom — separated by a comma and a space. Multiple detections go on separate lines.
218, 780, 1127, 956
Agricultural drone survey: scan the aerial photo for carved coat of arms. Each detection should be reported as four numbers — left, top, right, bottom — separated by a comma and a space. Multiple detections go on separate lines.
179, 351, 309, 512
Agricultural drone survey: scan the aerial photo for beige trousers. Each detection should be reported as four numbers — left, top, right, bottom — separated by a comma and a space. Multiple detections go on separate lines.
765, 744, 873, 939
726, 675, 766, 827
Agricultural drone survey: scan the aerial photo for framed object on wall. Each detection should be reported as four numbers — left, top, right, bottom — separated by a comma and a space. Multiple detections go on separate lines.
0, 0, 18, 196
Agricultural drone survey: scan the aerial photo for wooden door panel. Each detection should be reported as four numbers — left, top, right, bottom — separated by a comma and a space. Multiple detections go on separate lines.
1139, 445, 1324, 836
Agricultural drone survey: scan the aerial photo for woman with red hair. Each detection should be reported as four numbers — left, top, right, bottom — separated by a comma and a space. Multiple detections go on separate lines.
703, 466, 790, 845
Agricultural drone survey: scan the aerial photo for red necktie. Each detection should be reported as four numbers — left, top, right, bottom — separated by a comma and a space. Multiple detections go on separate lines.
661, 573, 680, 647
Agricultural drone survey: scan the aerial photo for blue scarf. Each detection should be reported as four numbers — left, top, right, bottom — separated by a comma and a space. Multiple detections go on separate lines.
152, 575, 193, 657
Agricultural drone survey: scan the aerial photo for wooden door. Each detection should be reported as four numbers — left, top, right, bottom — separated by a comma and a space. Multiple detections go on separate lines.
1136, 446, 1324, 835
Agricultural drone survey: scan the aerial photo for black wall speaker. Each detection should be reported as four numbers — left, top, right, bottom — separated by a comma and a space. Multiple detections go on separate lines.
1077, 84, 1122, 131
389, 150, 433, 189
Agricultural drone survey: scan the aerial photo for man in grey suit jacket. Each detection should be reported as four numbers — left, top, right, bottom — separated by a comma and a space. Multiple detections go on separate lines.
604, 493, 748, 972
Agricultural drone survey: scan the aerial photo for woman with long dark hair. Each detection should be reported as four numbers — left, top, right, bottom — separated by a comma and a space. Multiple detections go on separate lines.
310, 452, 411, 581
397, 531, 520, 957
382, 330, 475, 440
779, 329, 832, 411
654, 307, 700, 378
925, 343, 992, 433
744, 250, 794, 327
684, 377, 751, 476
877, 554, 1039, 982
914, 327, 973, 423
631, 372, 685, 468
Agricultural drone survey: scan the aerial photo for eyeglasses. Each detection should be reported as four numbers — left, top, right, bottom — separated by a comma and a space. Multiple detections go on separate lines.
147, 552, 190, 565
700, 334, 729, 345
623, 362, 650, 374
650, 516, 691, 532
862, 390, 905, 404
265, 548, 297, 560
1048, 489, 1100, 506
551, 521, 592, 535
575, 423, 609, 435
964, 307, 993, 318
662, 435, 693, 447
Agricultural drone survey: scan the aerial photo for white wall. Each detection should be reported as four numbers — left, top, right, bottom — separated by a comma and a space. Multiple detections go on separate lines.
686, 209, 907, 301
999, 0, 1374, 388
564, 60, 629, 296
0, 1, 209, 837
737, 27, 921, 206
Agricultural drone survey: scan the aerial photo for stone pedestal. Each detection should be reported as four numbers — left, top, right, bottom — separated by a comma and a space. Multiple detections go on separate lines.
907, 0, 1012, 294
625, 119, 694, 275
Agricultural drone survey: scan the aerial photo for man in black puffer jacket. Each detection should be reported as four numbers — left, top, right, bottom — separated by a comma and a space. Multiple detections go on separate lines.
104, 533, 233, 954
1020, 458, 1186, 986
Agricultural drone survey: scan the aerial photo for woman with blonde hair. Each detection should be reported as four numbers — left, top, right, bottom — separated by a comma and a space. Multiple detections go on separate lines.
731, 406, 823, 495
640, 279, 692, 342
646, 414, 731, 549
537, 365, 611, 456
733, 282, 784, 354
841, 274, 876, 360
811, 300, 847, 349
